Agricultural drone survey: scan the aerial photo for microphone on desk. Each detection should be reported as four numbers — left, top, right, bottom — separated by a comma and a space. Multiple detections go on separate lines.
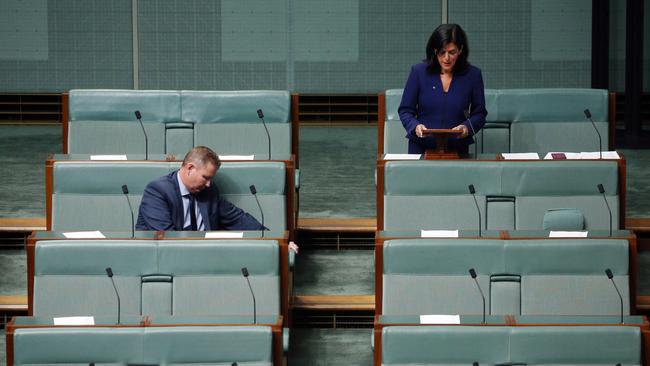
473, 362, 479, 366
249, 184, 265, 238
121, 185, 135, 238
583, 109, 602, 160
464, 109, 478, 160
257, 109, 272, 160
468, 268, 486, 324
134, 110, 149, 160
468, 185, 482, 237
605, 268, 624, 324
105, 267, 121, 324
241, 267, 257, 324
597, 184, 613, 237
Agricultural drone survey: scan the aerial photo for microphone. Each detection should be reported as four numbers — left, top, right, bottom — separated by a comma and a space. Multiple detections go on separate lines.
468, 268, 486, 324
241, 267, 257, 324
249, 185, 265, 238
134, 110, 149, 160
256, 109, 272, 160
464, 109, 478, 160
605, 268, 624, 324
583, 109, 602, 159
468, 185, 481, 237
121, 185, 135, 238
105, 267, 121, 324
597, 184, 613, 237
473, 363, 479, 366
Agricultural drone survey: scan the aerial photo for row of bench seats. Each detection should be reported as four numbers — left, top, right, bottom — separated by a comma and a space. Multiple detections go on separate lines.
66, 89, 295, 158
11, 326, 276, 366
48, 160, 294, 232
31, 239, 286, 320
381, 88, 612, 155
378, 238, 632, 316
379, 159, 621, 231
380, 325, 641, 366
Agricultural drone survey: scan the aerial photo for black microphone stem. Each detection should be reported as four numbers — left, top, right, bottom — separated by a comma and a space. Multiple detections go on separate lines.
464, 109, 478, 160
598, 184, 613, 237
134, 110, 148, 160
122, 185, 134, 238
257, 109, 271, 160
584, 109, 602, 160
241, 268, 257, 324
105, 268, 121, 325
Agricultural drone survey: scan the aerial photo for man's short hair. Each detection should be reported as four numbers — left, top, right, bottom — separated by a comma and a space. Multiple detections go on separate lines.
182, 146, 221, 169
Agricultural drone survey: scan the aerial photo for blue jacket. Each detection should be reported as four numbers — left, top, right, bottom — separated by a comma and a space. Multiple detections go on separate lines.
398, 62, 487, 153
136, 171, 264, 231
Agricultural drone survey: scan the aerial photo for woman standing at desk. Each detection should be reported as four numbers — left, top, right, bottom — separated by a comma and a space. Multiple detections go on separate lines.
399, 23, 487, 155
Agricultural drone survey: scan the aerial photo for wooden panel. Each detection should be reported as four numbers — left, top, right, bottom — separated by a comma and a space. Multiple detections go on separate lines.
291, 295, 374, 311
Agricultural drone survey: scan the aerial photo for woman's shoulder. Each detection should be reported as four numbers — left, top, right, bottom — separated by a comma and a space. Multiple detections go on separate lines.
410, 62, 429, 73
464, 64, 483, 77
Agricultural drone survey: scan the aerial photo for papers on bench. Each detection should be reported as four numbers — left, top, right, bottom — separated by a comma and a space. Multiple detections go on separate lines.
63, 231, 106, 239
421, 230, 459, 238
53, 316, 95, 325
205, 231, 244, 239
549, 231, 588, 238
501, 153, 540, 160
420, 314, 461, 324
384, 154, 421, 160
219, 155, 255, 161
544, 151, 620, 160
90, 155, 128, 160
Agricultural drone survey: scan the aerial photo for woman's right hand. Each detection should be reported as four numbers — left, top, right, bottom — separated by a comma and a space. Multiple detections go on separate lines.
415, 124, 426, 138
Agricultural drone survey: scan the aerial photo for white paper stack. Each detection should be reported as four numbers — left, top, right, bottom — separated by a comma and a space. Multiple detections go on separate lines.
90, 155, 127, 160
421, 230, 459, 238
219, 155, 255, 160
501, 153, 540, 160
205, 231, 244, 238
384, 154, 422, 160
53, 316, 95, 325
62, 231, 106, 239
419, 314, 461, 324
549, 231, 588, 238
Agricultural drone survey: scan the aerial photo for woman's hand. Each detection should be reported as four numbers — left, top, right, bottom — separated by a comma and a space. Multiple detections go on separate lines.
452, 124, 469, 138
415, 124, 427, 138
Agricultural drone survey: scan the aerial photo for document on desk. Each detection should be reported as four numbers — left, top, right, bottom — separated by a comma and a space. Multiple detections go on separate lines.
53, 316, 95, 325
501, 153, 540, 160
384, 154, 421, 160
421, 230, 459, 238
205, 231, 244, 238
549, 231, 588, 238
219, 155, 255, 160
90, 155, 128, 160
543, 152, 582, 160
63, 231, 106, 239
420, 314, 461, 324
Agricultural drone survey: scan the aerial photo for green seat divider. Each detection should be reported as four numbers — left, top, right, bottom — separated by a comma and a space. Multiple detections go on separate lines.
489, 275, 521, 316
164, 122, 194, 157
543, 208, 585, 231
157, 240, 280, 317
477, 121, 510, 154
381, 326, 510, 365
383, 120, 408, 154
486, 196, 515, 230
13, 327, 144, 366
142, 326, 273, 365
141, 275, 173, 317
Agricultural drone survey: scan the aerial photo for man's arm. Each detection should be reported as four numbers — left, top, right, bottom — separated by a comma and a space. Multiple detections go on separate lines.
136, 183, 176, 231
217, 196, 266, 231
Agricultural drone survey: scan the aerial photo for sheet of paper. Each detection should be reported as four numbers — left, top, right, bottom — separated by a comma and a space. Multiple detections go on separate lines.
205, 231, 244, 238
580, 151, 620, 160
62, 231, 106, 239
53, 316, 95, 325
501, 153, 540, 160
549, 231, 588, 238
421, 230, 459, 238
420, 314, 461, 324
90, 155, 127, 160
543, 152, 582, 160
384, 154, 421, 160
219, 155, 255, 161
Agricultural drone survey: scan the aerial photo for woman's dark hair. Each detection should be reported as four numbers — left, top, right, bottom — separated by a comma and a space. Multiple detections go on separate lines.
425, 23, 470, 74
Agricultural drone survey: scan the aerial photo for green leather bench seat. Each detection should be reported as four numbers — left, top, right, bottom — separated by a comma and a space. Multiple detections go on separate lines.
51, 161, 288, 231
381, 325, 640, 366
182, 90, 292, 158
382, 160, 619, 231
381, 239, 629, 316
33, 239, 281, 318
67, 89, 293, 157
381, 88, 609, 155
13, 326, 273, 366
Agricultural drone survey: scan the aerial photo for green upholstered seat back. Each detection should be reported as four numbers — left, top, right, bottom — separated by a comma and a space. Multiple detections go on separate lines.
380, 238, 630, 317
13, 326, 273, 366
51, 161, 287, 231
382, 160, 619, 231
33, 239, 281, 318
381, 88, 610, 155
381, 325, 640, 366
68, 89, 181, 154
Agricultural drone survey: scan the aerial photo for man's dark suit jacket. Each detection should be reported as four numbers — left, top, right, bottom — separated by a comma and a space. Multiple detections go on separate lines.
135, 171, 265, 231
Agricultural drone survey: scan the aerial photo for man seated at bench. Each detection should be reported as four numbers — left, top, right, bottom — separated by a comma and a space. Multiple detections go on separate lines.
137, 146, 265, 231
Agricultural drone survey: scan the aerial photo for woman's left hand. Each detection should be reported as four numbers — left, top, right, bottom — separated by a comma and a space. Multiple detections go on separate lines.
452, 124, 469, 139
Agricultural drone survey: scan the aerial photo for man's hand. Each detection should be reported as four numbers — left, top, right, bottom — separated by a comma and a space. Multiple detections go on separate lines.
452, 124, 469, 138
289, 241, 299, 254
415, 124, 427, 138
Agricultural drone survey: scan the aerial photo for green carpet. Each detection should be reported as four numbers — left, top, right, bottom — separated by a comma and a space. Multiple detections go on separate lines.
288, 328, 373, 365
294, 249, 374, 295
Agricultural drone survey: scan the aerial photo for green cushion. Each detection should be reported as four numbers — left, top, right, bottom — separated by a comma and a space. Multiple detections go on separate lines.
181, 90, 290, 123
384, 89, 403, 122
543, 208, 585, 231
68, 121, 166, 155
194, 123, 292, 157
497, 88, 608, 123
69, 89, 182, 123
